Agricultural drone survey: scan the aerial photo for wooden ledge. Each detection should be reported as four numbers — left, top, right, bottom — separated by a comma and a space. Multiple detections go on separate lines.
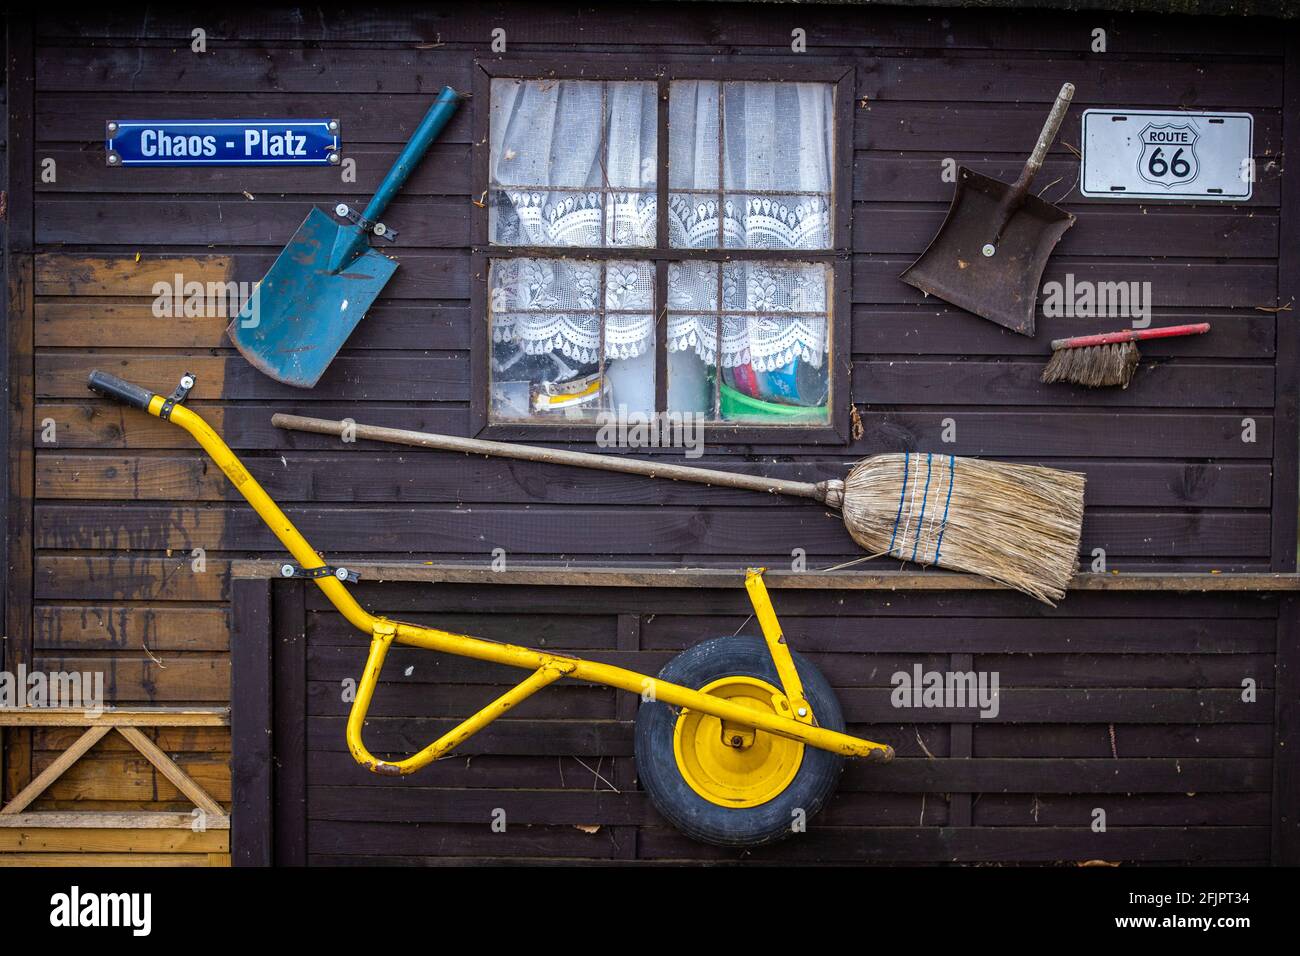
231, 561, 1300, 592
0, 812, 230, 830
0, 706, 229, 727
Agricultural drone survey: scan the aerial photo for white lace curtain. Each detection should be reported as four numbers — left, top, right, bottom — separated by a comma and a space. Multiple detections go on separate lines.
489, 78, 833, 371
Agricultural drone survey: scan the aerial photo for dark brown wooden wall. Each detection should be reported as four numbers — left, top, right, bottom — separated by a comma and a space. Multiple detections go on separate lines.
254, 577, 1285, 865
5, 3, 1297, 858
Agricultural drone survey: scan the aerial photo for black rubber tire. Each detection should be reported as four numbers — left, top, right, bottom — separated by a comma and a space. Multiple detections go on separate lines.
634, 635, 845, 847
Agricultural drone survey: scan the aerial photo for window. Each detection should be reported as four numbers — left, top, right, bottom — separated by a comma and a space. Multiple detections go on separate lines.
473, 64, 852, 440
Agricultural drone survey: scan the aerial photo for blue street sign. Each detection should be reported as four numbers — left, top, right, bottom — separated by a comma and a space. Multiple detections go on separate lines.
106, 120, 342, 167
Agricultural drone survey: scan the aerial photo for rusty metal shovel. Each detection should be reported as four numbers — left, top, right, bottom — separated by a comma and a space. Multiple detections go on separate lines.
901, 83, 1076, 336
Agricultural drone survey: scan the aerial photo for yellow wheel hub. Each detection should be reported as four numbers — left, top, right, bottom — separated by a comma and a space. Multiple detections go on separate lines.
672, 675, 805, 808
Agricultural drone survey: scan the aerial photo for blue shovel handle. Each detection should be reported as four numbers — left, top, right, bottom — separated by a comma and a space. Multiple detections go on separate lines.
361, 86, 461, 224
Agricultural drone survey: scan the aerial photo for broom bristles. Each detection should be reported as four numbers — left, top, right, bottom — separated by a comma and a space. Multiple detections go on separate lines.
1042, 341, 1140, 388
840, 453, 1085, 605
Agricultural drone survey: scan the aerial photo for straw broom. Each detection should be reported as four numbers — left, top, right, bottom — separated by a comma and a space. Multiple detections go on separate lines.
272, 414, 1086, 605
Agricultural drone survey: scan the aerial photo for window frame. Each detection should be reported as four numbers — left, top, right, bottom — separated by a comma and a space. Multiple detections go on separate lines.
470, 58, 855, 445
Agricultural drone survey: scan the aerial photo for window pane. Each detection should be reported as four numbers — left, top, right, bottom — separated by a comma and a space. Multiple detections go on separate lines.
666, 260, 829, 422
722, 82, 834, 194
724, 260, 828, 317
489, 258, 655, 421
669, 81, 720, 190
723, 195, 831, 250
668, 80, 833, 251
490, 79, 656, 248
490, 190, 604, 248
604, 82, 658, 189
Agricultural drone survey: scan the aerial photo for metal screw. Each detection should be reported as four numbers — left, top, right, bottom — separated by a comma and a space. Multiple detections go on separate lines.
328, 120, 339, 132
797, 707, 808, 717
180, 375, 195, 389
373, 222, 387, 237
107, 154, 119, 165
280, 564, 295, 578
981, 243, 996, 257
107, 122, 118, 133
335, 567, 350, 581
730, 735, 744, 747
335, 203, 350, 217
328, 152, 340, 165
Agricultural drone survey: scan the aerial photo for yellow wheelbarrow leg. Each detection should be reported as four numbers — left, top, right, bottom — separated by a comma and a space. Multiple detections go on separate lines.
85, 370, 895, 783
347, 620, 576, 774
744, 567, 813, 726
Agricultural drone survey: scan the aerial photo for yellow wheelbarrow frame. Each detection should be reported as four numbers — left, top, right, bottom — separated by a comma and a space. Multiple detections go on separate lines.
87, 371, 894, 778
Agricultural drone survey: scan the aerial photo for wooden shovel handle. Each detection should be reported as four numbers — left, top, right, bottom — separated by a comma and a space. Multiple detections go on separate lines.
992, 83, 1075, 242
1050, 323, 1211, 351
271, 414, 826, 501
1020, 83, 1075, 189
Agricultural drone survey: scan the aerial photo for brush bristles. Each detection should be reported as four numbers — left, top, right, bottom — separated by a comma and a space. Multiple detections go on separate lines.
1042, 341, 1140, 388
839, 453, 1086, 605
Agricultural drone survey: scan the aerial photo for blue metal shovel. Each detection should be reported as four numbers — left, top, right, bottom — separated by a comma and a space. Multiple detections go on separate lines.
227, 87, 461, 388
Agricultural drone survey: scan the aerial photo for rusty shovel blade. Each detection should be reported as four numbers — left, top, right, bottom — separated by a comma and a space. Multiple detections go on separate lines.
901, 83, 1077, 337
899, 168, 1074, 336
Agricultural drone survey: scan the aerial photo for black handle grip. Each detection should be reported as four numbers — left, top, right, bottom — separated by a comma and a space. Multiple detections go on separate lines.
87, 370, 156, 410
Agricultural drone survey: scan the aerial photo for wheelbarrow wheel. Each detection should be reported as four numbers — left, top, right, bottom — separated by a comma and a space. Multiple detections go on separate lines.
634, 635, 845, 847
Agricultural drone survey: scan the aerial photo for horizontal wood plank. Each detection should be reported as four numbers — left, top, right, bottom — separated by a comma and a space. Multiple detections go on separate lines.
36, 403, 1273, 457
35, 502, 1275, 557
36, 453, 1274, 509
34, 605, 229, 651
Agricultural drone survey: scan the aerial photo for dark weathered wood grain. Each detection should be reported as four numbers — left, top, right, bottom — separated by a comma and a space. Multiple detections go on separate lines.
634, 825, 1269, 863
5, 17, 37, 803
36, 46, 475, 96
230, 577, 271, 867
854, 359, 1275, 408
34, 501, 1275, 558
858, 102, 1281, 154
37, 403, 1274, 458
974, 723, 1274, 758
854, 258, 1278, 307
853, 206, 1278, 258
855, 154, 1283, 206
16, 4, 1298, 864
1274, 36, 1300, 573
34, 452, 1276, 509
272, 579, 308, 867
36, 5, 1287, 55
854, 308, 1275, 358
1273, 595, 1299, 863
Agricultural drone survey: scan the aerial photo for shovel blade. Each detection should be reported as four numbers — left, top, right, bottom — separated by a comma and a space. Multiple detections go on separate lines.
900, 168, 1074, 336
227, 207, 398, 388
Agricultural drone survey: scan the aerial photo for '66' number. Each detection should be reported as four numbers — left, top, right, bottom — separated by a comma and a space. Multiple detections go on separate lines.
1147, 147, 1192, 180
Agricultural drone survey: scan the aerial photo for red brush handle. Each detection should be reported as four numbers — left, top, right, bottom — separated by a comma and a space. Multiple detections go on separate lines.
1050, 323, 1211, 351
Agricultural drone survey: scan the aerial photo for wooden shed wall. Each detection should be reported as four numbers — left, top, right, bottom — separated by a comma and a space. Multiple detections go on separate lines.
4, 3, 1297, 861
248, 577, 1287, 865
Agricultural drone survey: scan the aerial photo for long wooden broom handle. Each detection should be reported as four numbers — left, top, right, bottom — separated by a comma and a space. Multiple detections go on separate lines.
1049, 322, 1210, 351
271, 414, 837, 503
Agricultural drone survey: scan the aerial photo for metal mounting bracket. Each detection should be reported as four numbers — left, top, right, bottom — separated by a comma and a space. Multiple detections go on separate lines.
333, 203, 398, 242
159, 371, 196, 421
280, 562, 360, 584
